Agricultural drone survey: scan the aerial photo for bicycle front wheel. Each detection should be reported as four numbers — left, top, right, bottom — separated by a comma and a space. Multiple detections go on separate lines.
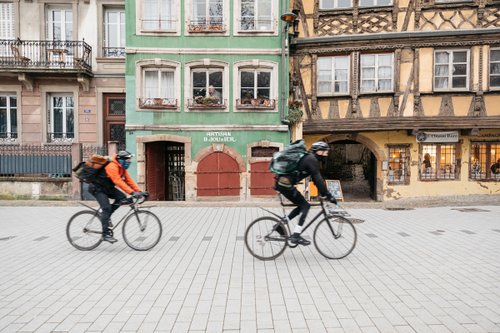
244, 217, 288, 261
314, 215, 357, 259
122, 210, 162, 251
66, 210, 103, 251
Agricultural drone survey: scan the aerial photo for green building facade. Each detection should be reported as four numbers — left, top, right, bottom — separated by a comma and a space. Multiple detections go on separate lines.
125, 0, 292, 201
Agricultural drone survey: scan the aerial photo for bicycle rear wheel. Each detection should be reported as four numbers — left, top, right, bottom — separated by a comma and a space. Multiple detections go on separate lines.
122, 210, 162, 251
245, 216, 288, 261
313, 215, 357, 259
66, 210, 103, 251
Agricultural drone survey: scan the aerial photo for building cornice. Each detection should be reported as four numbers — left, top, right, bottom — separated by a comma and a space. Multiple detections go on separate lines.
126, 48, 282, 55
292, 28, 500, 53
303, 116, 500, 134
126, 124, 289, 132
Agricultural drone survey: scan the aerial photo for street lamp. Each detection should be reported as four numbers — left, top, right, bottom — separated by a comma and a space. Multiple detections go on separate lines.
279, 12, 298, 125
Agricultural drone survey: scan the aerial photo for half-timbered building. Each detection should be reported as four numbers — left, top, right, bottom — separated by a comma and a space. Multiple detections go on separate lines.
290, 0, 500, 201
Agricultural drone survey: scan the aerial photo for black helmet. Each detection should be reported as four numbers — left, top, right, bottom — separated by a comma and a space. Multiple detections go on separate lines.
117, 150, 133, 160
311, 141, 330, 152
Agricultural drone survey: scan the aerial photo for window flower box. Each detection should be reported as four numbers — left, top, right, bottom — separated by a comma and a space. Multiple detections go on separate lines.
188, 23, 226, 33
139, 98, 177, 109
236, 98, 275, 110
188, 98, 226, 109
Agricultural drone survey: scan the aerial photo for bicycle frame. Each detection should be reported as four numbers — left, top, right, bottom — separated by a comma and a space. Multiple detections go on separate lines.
78, 197, 154, 233
261, 194, 338, 239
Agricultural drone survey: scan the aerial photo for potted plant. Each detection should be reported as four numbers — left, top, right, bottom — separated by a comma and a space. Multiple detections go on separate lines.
287, 100, 303, 125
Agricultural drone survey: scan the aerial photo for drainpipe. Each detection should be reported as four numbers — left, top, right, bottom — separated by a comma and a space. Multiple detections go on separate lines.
280, 19, 289, 126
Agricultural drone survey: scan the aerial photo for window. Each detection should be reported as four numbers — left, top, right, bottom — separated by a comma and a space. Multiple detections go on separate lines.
48, 94, 74, 143
360, 53, 393, 93
387, 145, 410, 184
104, 8, 125, 57
240, 0, 272, 31
359, 0, 392, 6
189, 0, 224, 32
142, 0, 175, 31
434, 50, 469, 90
139, 69, 176, 108
470, 142, 500, 181
320, 0, 352, 9
420, 144, 457, 180
47, 7, 72, 41
318, 56, 349, 95
189, 68, 225, 107
0, 94, 17, 142
0, 3, 14, 40
237, 69, 274, 108
490, 49, 500, 88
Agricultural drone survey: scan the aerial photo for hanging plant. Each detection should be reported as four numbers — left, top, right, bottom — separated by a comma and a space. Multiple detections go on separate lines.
287, 100, 303, 125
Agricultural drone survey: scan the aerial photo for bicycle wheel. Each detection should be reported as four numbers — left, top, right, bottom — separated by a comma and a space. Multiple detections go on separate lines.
66, 210, 103, 251
313, 215, 357, 259
122, 210, 162, 251
245, 216, 288, 261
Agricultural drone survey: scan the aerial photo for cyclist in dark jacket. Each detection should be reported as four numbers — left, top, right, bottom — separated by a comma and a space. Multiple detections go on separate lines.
275, 141, 337, 246
89, 150, 148, 243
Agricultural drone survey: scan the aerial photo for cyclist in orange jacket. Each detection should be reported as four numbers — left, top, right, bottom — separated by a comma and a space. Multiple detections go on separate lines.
89, 150, 148, 243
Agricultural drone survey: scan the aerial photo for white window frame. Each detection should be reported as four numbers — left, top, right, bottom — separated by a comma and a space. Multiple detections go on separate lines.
136, 59, 181, 111
46, 7, 73, 41
48, 93, 74, 143
360, 53, 394, 93
434, 49, 470, 91
143, 69, 175, 98
319, 0, 353, 9
0, 93, 17, 142
0, 2, 14, 39
136, 0, 180, 35
234, 60, 278, 111
104, 8, 125, 58
184, 60, 229, 111
359, 0, 393, 7
235, 0, 277, 35
489, 48, 500, 90
185, 0, 229, 35
317, 55, 350, 96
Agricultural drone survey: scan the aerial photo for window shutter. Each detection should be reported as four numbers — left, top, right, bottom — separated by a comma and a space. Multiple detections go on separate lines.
0, 3, 14, 39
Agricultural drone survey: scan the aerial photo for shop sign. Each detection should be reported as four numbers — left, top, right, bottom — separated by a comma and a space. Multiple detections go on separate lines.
416, 131, 459, 143
203, 131, 236, 143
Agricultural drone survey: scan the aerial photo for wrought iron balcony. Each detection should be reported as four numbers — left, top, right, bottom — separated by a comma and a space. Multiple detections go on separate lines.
103, 47, 125, 58
0, 39, 92, 74
188, 21, 226, 33
187, 97, 227, 109
47, 132, 74, 143
0, 132, 18, 143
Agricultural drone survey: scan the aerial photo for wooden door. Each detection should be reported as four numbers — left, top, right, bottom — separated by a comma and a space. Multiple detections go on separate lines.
146, 142, 166, 201
249, 161, 275, 195
197, 152, 240, 196
103, 94, 125, 150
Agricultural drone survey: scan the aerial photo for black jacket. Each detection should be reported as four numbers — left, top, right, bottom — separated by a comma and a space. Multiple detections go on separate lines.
287, 153, 331, 198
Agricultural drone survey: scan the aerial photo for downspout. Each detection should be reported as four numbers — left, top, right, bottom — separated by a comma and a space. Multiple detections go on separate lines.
280, 0, 290, 125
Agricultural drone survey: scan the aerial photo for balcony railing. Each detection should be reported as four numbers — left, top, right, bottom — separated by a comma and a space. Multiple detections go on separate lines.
103, 47, 125, 58
0, 39, 92, 72
236, 98, 276, 110
0, 132, 18, 143
138, 97, 177, 109
47, 132, 74, 144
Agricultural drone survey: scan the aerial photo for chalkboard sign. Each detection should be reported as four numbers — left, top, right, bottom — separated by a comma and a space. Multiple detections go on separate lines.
326, 180, 344, 202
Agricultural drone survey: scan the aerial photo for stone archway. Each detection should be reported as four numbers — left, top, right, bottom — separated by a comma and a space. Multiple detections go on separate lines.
321, 133, 385, 201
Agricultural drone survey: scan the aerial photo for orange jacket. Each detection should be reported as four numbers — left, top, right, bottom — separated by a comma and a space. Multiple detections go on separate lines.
104, 154, 141, 195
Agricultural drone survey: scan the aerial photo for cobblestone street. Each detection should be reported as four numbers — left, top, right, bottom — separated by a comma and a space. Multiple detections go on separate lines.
1, 203, 499, 332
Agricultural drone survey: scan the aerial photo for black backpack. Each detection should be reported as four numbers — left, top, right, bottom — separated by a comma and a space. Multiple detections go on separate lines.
269, 140, 308, 176
73, 154, 111, 184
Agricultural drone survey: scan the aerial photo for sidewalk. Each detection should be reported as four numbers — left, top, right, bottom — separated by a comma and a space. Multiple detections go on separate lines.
0, 204, 499, 332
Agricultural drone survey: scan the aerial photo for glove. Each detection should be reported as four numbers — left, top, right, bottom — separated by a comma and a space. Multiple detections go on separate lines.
131, 191, 143, 198
329, 196, 338, 205
141, 191, 150, 197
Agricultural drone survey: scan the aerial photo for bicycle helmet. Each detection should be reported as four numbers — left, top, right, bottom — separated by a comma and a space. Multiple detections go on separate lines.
311, 141, 330, 152
117, 150, 133, 160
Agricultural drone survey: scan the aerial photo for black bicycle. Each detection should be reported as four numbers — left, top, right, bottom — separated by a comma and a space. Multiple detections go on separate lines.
245, 195, 358, 260
66, 197, 162, 251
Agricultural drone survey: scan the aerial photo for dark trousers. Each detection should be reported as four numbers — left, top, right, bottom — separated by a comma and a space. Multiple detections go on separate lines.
276, 185, 310, 227
91, 187, 126, 234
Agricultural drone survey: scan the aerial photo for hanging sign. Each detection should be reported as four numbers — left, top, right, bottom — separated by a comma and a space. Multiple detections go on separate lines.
416, 131, 459, 143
